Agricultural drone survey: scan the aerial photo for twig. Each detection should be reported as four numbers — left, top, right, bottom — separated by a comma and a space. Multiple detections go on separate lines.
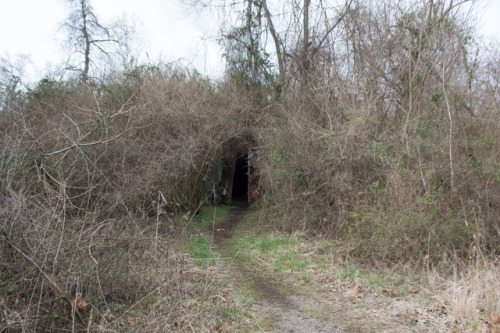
89, 225, 109, 310
156, 191, 161, 251
52, 182, 67, 272
46, 131, 127, 156
442, 63, 454, 191
112, 278, 178, 325
417, 145, 427, 192
33, 277, 44, 330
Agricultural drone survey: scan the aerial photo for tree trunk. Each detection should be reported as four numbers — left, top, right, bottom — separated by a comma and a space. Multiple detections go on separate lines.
302, 0, 311, 87
80, 0, 90, 83
263, 0, 285, 96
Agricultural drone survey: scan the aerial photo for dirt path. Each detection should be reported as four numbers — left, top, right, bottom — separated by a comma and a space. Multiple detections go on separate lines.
212, 207, 348, 332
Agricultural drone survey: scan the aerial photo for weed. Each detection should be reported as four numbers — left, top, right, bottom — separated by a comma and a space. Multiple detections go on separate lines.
274, 250, 308, 271
194, 205, 236, 226
252, 237, 296, 252
188, 234, 213, 265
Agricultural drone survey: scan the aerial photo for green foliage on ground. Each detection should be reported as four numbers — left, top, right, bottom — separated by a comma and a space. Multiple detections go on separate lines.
194, 205, 236, 226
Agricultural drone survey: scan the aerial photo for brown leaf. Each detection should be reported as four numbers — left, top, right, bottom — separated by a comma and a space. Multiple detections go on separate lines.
73, 296, 87, 314
440, 306, 447, 315
490, 313, 500, 324
382, 289, 394, 297
212, 322, 229, 332
47, 285, 56, 297
491, 326, 500, 333
409, 288, 420, 294
127, 317, 138, 326
357, 286, 363, 293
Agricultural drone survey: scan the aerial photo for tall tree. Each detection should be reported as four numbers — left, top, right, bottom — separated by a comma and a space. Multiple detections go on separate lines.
63, 0, 130, 83
222, 0, 274, 91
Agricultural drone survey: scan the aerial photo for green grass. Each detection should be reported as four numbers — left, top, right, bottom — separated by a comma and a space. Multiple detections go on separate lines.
339, 263, 360, 280
186, 205, 236, 265
298, 272, 312, 282
194, 205, 236, 226
188, 234, 213, 265
274, 250, 308, 271
251, 237, 296, 252
364, 270, 391, 288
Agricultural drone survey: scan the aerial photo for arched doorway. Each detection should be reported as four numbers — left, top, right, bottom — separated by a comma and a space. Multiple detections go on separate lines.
231, 154, 248, 205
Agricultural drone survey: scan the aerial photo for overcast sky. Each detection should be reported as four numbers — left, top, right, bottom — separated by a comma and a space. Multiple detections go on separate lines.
0, 0, 222, 82
0, 0, 499, 83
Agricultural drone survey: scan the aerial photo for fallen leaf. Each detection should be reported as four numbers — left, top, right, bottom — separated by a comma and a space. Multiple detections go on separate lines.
283, 260, 289, 265
127, 317, 138, 326
73, 296, 87, 314
491, 327, 500, 333
409, 288, 419, 294
490, 313, 500, 324
47, 285, 56, 297
212, 322, 230, 332
382, 289, 394, 297
441, 306, 447, 315
357, 286, 363, 293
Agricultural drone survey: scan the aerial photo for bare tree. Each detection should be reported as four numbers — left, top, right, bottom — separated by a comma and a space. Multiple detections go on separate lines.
0, 56, 26, 111
63, 0, 131, 82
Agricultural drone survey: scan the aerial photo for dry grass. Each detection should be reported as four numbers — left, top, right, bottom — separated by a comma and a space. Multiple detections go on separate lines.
429, 260, 500, 331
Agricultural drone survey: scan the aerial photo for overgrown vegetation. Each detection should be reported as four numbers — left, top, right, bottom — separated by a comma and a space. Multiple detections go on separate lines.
1, 0, 499, 331
0, 65, 255, 330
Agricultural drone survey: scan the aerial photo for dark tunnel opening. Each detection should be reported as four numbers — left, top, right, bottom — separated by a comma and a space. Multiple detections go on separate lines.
231, 154, 248, 205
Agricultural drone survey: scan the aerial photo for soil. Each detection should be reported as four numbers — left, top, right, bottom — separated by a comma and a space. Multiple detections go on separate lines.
212, 206, 247, 245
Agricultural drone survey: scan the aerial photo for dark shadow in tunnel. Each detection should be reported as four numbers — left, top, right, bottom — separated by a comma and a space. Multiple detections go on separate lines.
231, 154, 248, 206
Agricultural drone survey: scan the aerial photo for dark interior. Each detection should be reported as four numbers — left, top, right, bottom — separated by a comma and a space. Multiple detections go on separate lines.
231, 154, 248, 205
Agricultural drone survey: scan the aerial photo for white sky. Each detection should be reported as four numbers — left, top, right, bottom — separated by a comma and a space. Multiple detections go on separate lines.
0, 0, 499, 83
0, 0, 222, 82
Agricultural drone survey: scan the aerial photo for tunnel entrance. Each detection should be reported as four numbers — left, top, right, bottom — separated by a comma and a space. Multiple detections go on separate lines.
231, 154, 248, 205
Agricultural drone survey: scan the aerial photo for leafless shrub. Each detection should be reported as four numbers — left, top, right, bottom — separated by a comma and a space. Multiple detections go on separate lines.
254, 0, 499, 264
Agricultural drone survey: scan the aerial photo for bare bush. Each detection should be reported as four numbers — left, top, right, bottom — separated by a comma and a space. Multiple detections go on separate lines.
254, 0, 499, 263
0, 63, 254, 330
